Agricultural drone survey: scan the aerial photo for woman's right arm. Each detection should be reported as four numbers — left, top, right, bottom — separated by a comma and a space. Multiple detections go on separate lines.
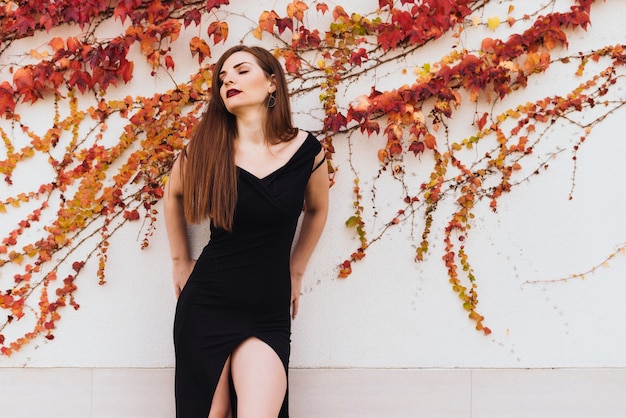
163, 155, 196, 298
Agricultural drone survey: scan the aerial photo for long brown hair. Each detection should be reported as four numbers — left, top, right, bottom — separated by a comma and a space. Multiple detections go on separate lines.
181, 45, 298, 231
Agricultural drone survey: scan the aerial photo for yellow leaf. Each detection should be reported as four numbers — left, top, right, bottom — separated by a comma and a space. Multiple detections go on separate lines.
487, 16, 501, 30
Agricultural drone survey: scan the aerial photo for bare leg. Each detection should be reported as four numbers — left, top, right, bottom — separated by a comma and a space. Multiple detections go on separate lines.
231, 337, 287, 418
208, 356, 233, 418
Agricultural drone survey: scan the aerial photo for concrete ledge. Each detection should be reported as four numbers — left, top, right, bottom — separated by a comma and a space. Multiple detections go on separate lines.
1, 368, 625, 417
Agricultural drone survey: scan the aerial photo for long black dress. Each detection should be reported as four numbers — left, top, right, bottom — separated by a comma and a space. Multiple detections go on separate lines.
173, 132, 322, 418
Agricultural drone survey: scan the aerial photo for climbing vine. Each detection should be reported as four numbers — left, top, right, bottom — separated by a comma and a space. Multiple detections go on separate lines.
0, 0, 624, 354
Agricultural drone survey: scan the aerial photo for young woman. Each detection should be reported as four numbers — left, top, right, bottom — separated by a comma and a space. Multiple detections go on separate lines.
163, 45, 328, 418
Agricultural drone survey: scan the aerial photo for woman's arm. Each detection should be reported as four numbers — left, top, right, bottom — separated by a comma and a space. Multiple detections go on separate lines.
163, 155, 196, 297
290, 150, 329, 318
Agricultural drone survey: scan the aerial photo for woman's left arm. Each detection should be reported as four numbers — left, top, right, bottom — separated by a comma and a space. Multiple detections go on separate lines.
290, 150, 329, 319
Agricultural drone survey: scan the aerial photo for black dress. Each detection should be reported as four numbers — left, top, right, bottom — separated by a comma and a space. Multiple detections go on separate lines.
173, 132, 322, 417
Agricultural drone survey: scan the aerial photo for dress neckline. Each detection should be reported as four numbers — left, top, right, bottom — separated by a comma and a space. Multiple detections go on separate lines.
236, 132, 313, 180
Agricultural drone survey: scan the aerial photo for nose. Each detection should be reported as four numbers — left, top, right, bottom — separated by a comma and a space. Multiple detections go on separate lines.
221, 74, 234, 86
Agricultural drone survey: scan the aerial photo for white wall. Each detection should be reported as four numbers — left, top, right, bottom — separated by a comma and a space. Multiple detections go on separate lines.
1, 0, 625, 368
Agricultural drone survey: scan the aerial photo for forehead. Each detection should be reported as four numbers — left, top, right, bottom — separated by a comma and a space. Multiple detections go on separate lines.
221, 51, 260, 71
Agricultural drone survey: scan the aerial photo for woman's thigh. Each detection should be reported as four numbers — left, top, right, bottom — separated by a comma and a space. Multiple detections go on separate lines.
230, 337, 287, 418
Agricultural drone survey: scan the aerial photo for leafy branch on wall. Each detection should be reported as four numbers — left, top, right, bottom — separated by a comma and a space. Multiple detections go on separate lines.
0, 0, 624, 354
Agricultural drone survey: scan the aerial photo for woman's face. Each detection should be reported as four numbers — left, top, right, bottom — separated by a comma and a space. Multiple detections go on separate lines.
218, 51, 276, 115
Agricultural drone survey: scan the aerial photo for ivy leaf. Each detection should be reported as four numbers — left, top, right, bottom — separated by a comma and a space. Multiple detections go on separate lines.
207, 21, 229, 44
476, 112, 488, 130
409, 141, 425, 155
487, 16, 501, 30
123, 209, 140, 221
207, 0, 230, 12
13, 67, 41, 104
316, 3, 329, 14
189, 36, 211, 63
282, 49, 302, 74
0, 81, 16, 114
324, 111, 347, 133
287, 0, 308, 22
350, 48, 368, 66
182, 8, 202, 28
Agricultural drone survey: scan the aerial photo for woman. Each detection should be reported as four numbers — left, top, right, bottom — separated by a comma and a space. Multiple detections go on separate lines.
164, 45, 328, 418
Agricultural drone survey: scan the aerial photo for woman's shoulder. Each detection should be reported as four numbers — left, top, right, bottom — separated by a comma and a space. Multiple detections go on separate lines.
297, 129, 322, 152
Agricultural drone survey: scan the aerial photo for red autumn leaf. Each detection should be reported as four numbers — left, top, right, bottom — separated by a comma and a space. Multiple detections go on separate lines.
388, 141, 402, 156
8, 12, 35, 35
338, 260, 352, 278
349, 48, 368, 66
276, 17, 294, 35
409, 141, 425, 155
119, 61, 134, 83
182, 8, 202, 28
165, 55, 175, 70
316, 3, 329, 14
207, 0, 230, 12
72, 261, 85, 273
208, 21, 229, 44
123, 209, 140, 221
0, 82, 16, 114
360, 120, 380, 136
323, 112, 347, 133
282, 50, 302, 74
476, 112, 488, 130
113, 2, 132, 23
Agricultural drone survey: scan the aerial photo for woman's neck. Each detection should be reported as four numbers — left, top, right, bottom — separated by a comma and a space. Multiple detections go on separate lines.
235, 112, 267, 145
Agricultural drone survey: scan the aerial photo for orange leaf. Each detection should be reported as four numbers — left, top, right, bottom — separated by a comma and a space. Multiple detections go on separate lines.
287, 0, 308, 22
207, 21, 229, 44
189, 36, 211, 63
424, 133, 437, 150
258, 10, 279, 34
49, 37, 64, 52
316, 3, 329, 14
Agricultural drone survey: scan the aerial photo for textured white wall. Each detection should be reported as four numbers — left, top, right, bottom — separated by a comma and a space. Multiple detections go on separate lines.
1, 0, 625, 368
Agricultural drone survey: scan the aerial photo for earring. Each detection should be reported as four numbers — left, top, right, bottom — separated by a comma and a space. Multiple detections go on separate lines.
267, 92, 276, 108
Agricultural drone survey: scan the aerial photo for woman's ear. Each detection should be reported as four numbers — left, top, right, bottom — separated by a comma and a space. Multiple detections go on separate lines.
268, 74, 277, 94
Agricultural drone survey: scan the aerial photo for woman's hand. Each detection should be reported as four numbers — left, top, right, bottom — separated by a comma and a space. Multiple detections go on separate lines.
290, 272, 304, 319
173, 258, 196, 298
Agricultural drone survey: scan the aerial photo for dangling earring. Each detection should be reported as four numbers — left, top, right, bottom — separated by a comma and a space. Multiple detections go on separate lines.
267, 92, 276, 108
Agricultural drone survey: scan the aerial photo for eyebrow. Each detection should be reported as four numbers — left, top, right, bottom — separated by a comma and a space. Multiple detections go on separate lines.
218, 62, 251, 79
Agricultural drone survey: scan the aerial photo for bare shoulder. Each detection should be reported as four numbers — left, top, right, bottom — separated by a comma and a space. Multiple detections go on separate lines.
166, 152, 185, 197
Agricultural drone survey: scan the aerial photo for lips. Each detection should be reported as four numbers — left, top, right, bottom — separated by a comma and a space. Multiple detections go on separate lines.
226, 89, 241, 98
